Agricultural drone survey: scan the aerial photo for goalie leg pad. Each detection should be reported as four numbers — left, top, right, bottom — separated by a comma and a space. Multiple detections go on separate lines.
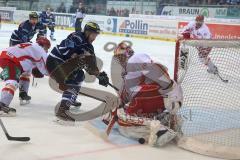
148, 120, 177, 147
155, 128, 177, 147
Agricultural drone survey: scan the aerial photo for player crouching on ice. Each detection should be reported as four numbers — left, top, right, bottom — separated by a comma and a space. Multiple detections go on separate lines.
0, 37, 51, 116
103, 42, 183, 146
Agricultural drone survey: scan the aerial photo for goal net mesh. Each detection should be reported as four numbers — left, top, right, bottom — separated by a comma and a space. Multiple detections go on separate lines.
174, 40, 240, 159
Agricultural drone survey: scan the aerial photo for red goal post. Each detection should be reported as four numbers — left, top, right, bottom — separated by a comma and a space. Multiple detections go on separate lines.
174, 39, 240, 159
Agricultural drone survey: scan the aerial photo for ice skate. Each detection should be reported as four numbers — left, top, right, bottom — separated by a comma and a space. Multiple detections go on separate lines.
19, 91, 31, 105
207, 65, 218, 75
70, 100, 82, 112
55, 101, 75, 122
50, 35, 56, 41
72, 99, 81, 107
0, 102, 16, 117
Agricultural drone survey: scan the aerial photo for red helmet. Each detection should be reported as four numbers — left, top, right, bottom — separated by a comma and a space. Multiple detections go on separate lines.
36, 37, 51, 50
195, 14, 204, 22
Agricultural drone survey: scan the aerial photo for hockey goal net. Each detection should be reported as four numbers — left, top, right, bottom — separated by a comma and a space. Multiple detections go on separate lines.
174, 39, 240, 159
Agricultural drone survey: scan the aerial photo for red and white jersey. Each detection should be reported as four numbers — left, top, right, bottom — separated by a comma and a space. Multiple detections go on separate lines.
0, 42, 48, 75
120, 53, 172, 103
181, 21, 211, 39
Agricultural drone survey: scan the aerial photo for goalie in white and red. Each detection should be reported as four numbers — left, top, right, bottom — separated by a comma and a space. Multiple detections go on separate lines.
178, 14, 218, 75
103, 42, 183, 146
0, 37, 50, 116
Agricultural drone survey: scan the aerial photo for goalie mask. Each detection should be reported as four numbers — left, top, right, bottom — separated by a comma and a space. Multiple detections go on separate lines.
113, 42, 134, 67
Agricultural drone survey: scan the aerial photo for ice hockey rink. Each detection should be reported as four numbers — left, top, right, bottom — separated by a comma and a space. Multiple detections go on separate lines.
0, 23, 222, 160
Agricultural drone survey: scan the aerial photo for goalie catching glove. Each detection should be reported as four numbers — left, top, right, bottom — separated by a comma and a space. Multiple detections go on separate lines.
97, 71, 109, 87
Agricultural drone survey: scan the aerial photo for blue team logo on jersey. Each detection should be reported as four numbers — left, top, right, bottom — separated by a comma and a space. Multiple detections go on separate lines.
106, 18, 117, 33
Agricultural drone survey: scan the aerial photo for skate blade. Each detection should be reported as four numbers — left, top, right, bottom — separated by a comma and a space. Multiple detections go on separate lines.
20, 100, 30, 106
53, 118, 83, 126
0, 111, 17, 117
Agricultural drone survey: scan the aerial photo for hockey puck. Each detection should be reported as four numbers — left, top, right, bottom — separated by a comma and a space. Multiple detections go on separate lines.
138, 138, 145, 144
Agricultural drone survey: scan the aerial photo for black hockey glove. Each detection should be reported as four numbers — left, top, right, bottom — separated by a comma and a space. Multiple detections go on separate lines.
97, 71, 109, 87
32, 67, 44, 78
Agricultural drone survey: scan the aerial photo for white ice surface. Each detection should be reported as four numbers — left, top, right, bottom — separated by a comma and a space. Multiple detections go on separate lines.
0, 24, 222, 160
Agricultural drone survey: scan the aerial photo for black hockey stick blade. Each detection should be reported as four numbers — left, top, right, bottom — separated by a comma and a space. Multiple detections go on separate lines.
0, 119, 30, 142
5, 133, 30, 141
216, 73, 228, 83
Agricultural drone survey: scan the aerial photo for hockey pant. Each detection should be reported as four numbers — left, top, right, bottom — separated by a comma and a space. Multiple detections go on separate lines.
43, 24, 55, 37
0, 58, 22, 106
75, 18, 83, 32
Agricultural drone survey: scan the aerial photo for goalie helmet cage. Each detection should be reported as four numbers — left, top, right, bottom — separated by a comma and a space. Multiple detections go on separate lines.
174, 39, 240, 160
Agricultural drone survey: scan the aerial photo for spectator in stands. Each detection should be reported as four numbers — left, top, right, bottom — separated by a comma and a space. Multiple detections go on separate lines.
131, 7, 136, 14
69, 3, 78, 13
123, 9, 130, 17
108, 7, 117, 16
56, 2, 66, 13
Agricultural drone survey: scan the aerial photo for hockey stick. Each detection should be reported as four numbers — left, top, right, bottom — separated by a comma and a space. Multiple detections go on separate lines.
108, 82, 119, 91
103, 84, 120, 136
105, 108, 118, 136
0, 119, 30, 142
216, 72, 228, 83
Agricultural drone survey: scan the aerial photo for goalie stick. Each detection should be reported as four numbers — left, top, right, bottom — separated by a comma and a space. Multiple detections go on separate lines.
102, 85, 120, 137
0, 119, 30, 142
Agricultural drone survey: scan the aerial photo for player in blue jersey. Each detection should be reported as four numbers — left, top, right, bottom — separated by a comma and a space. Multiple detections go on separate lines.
10, 12, 46, 46
46, 22, 109, 121
40, 8, 56, 41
